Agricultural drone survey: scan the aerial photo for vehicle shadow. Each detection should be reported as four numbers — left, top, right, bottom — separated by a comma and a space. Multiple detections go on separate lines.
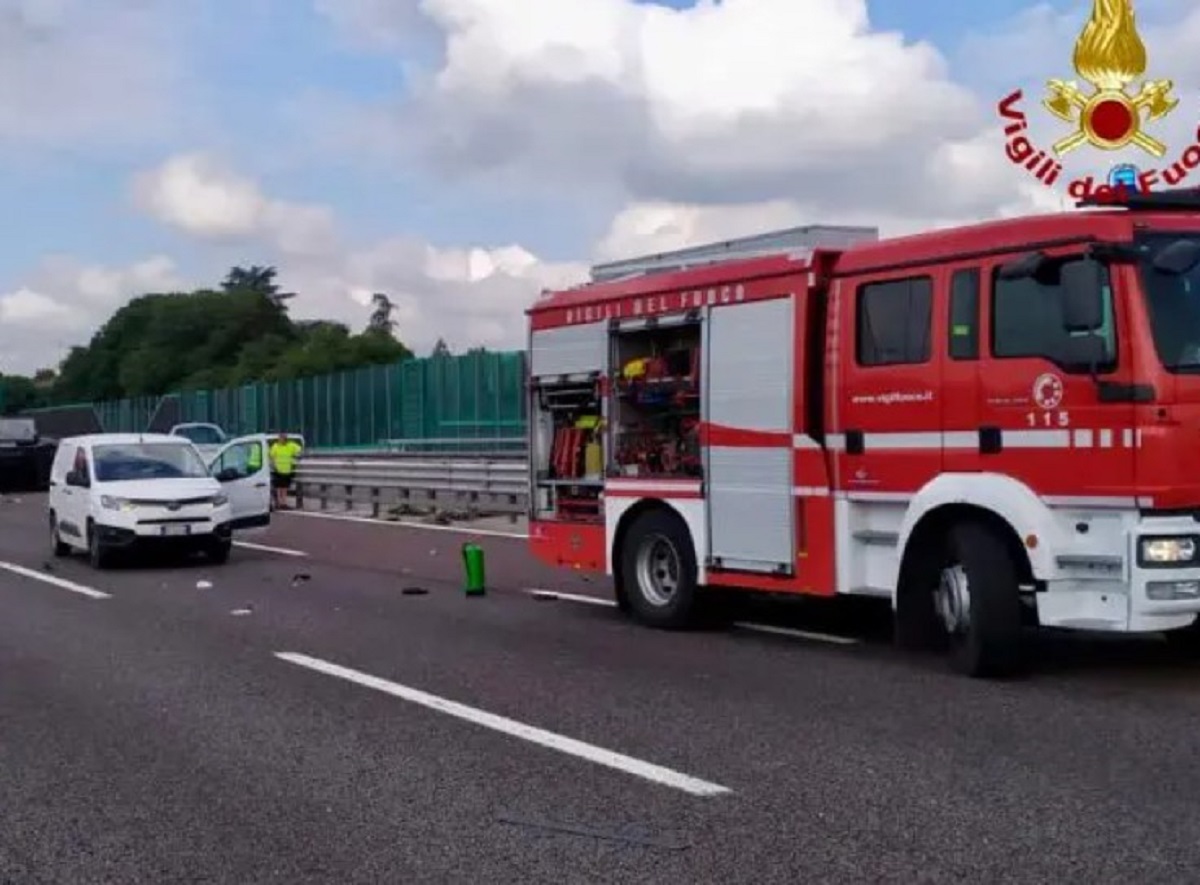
710, 592, 1200, 685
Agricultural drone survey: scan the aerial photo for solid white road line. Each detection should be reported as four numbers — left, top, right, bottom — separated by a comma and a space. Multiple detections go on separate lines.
526, 587, 858, 645
0, 561, 110, 599
732, 622, 859, 646
275, 651, 732, 797
233, 540, 309, 557
283, 510, 528, 539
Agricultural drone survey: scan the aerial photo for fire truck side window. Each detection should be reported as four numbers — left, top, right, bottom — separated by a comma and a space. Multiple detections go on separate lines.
948, 269, 980, 360
855, 276, 933, 366
991, 259, 1117, 372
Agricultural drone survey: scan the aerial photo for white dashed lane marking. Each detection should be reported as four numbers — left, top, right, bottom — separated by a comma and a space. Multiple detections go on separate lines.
275, 651, 732, 797
233, 540, 308, 558
0, 561, 110, 599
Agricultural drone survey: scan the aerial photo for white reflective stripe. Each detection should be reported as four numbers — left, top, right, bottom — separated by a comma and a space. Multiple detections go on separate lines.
792, 486, 829, 496
943, 432, 977, 449
862, 432, 941, 449
1004, 429, 1071, 448
822, 428, 1143, 451
1043, 495, 1138, 508
840, 491, 912, 503
840, 491, 1143, 508
792, 434, 822, 449
607, 479, 701, 494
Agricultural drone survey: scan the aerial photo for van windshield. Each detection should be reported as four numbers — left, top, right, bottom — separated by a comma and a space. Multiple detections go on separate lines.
1137, 232, 1200, 371
92, 443, 210, 482
174, 425, 225, 445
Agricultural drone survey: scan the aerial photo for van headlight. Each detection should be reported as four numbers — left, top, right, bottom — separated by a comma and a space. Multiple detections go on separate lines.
100, 495, 133, 511
210, 493, 228, 507
1139, 536, 1198, 566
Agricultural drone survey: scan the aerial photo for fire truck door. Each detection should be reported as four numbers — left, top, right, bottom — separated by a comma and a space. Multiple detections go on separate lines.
943, 267, 982, 472
977, 255, 1135, 495
704, 296, 795, 574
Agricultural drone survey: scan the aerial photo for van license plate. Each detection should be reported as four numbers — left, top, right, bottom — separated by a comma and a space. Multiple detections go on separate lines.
160, 524, 191, 537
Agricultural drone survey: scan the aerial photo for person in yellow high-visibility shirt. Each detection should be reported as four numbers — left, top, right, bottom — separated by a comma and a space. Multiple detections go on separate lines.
247, 439, 263, 472
268, 432, 303, 509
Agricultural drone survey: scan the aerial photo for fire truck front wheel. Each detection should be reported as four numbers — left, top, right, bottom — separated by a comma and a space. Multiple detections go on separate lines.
619, 508, 698, 629
937, 522, 1026, 678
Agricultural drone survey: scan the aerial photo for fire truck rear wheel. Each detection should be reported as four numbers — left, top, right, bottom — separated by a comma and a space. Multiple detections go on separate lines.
938, 522, 1026, 678
620, 508, 698, 629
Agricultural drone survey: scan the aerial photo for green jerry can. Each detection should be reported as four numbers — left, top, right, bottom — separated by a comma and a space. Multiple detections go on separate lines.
462, 542, 486, 596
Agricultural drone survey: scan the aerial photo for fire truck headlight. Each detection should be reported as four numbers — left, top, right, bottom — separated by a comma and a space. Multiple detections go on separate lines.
1139, 537, 1198, 566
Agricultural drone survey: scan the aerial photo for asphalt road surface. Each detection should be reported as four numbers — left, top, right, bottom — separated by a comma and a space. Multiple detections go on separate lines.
3, 494, 1200, 883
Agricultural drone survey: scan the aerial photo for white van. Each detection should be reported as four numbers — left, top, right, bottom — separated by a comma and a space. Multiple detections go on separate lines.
47, 432, 271, 568
168, 422, 228, 461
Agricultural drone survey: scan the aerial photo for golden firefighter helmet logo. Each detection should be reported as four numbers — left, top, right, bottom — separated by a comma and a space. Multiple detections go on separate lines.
1042, 0, 1177, 157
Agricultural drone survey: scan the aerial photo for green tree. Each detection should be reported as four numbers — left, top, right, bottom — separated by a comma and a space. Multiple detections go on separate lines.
222, 265, 295, 309
367, 293, 396, 334
42, 266, 413, 404
0, 374, 42, 414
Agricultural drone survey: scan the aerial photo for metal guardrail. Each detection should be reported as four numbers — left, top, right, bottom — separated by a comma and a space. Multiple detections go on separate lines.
378, 437, 527, 457
307, 438, 528, 460
294, 457, 529, 520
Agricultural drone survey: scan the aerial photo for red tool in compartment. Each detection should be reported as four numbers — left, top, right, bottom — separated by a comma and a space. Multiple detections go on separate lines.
551, 426, 586, 478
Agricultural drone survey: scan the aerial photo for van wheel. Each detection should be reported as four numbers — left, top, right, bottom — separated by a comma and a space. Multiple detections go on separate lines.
49, 514, 70, 557
87, 522, 112, 570
619, 509, 698, 629
1163, 619, 1200, 654
935, 522, 1026, 678
208, 539, 232, 564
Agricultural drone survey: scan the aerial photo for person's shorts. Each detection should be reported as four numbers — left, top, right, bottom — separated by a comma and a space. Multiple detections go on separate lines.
271, 471, 293, 490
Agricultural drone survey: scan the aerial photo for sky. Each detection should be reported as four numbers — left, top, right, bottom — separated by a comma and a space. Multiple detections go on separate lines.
2, 0, 1200, 374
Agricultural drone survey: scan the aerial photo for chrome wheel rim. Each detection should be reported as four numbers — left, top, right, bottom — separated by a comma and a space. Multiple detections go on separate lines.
635, 534, 680, 607
934, 564, 971, 635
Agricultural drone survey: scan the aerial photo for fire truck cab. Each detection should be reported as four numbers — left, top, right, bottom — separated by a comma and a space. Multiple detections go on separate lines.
525, 190, 1200, 677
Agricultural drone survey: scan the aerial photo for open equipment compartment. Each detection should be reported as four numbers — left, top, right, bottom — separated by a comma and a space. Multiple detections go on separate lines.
527, 319, 609, 524
609, 315, 702, 480
529, 371, 604, 522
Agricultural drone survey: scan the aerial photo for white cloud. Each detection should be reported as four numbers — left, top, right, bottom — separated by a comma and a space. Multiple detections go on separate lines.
312, 0, 1035, 220
0, 0, 192, 151
13, 0, 1200, 377
132, 153, 339, 256
310, 0, 1200, 224
126, 151, 588, 355
0, 255, 185, 373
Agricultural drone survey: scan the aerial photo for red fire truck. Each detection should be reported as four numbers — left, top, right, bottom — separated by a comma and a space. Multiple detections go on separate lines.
525, 189, 1200, 678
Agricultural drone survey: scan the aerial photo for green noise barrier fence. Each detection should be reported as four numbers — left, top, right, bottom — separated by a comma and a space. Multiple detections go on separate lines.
27, 351, 528, 453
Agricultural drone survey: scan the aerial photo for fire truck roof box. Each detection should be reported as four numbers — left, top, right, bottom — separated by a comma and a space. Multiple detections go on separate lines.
588, 224, 879, 283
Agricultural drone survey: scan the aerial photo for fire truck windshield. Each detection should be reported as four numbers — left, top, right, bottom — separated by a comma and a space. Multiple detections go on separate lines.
1137, 233, 1200, 372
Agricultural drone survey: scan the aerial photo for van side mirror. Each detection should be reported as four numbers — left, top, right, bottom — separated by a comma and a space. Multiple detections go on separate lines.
1061, 259, 1104, 331
65, 469, 88, 488
1152, 239, 1200, 275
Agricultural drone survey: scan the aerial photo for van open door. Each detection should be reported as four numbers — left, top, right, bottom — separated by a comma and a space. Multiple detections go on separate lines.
208, 434, 271, 530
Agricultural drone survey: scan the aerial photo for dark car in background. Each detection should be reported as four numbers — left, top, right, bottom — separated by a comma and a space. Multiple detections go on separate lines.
0, 418, 57, 491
